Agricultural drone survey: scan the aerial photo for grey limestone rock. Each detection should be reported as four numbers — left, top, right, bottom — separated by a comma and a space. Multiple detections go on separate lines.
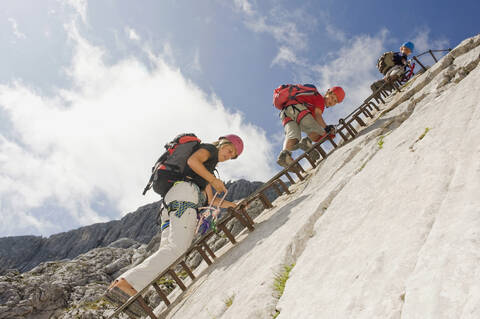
0, 246, 139, 319
107, 238, 140, 249
0, 179, 271, 275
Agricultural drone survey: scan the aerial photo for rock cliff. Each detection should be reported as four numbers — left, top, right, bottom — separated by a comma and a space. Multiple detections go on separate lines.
0, 179, 269, 274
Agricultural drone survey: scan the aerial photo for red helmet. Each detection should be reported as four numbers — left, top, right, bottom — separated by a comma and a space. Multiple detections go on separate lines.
330, 86, 345, 103
219, 134, 244, 158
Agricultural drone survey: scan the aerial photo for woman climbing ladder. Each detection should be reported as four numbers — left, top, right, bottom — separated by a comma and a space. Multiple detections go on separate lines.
104, 134, 244, 317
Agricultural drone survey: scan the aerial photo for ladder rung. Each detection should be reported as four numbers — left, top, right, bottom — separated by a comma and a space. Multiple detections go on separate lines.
167, 269, 187, 291
179, 261, 195, 280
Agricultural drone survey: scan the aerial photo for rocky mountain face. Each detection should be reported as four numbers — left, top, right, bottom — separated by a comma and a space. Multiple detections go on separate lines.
0, 202, 160, 276
0, 199, 267, 319
0, 179, 270, 275
0, 243, 144, 319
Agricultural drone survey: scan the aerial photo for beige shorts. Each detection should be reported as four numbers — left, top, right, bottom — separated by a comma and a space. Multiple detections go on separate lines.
281, 104, 325, 141
385, 65, 405, 78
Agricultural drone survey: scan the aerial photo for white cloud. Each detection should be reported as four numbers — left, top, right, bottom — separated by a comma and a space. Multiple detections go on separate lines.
411, 27, 450, 54
233, 2, 310, 66
125, 26, 140, 41
64, 0, 88, 23
0, 23, 275, 237
190, 48, 202, 73
326, 24, 347, 43
8, 18, 26, 39
272, 46, 301, 67
313, 30, 388, 87
247, 18, 308, 52
305, 29, 390, 122
234, 0, 255, 16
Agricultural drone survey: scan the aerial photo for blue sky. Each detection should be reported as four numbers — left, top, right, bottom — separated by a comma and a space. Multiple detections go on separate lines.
0, 0, 478, 237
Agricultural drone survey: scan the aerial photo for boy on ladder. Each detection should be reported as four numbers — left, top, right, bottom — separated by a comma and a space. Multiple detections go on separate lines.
273, 84, 345, 168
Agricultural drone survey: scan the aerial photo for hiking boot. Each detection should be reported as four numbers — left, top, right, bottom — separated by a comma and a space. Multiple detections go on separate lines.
103, 278, 147, 318
298, 137, 320, 162
277, 150, 294, 168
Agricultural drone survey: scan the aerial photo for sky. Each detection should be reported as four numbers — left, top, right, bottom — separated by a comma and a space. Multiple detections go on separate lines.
0, 0, 478, 237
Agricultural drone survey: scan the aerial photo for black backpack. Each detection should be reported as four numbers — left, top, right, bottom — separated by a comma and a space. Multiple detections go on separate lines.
142, 133, 201, 197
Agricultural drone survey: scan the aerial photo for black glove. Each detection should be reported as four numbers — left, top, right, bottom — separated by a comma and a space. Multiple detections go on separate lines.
325, 125, 336, 135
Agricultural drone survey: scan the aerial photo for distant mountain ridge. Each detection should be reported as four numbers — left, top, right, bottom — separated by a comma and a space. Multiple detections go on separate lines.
0, 179, 271, 274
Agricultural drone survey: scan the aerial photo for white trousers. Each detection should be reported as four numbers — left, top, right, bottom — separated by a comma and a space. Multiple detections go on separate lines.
120, 182, 200, 291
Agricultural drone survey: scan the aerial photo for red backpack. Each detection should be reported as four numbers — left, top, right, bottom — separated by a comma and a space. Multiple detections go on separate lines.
273, 84, 322, 110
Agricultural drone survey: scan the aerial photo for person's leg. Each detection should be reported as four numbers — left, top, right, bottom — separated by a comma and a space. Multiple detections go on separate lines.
103, 279, 146, 317
299, 113, 327, 161
277, 148, 295, 168
278, 121, 301, 167
118, 182, 199, 291
281, 106, 302, 151
384, 66, 394, 79
277, 105, 304, 167
299, 113, 326, 141
103, 183, 200, 317
384, 65, 404, 81
390, 65, 405, 78
371, 79, 385, 92
284, 137, 300, 151
297, 136, 320, 162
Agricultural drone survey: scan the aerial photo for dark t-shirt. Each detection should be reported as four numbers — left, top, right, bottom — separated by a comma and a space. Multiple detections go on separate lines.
183, 143, 219, 190
393, 52, 408, 67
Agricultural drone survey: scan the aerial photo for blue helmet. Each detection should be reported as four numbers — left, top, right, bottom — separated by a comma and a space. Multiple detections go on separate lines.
402, 41, 414, 52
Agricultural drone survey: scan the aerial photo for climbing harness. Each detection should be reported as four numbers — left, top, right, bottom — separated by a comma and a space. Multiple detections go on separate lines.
401, 62, 416, 83
159, 190, 228, 236
281, 104, 312, 126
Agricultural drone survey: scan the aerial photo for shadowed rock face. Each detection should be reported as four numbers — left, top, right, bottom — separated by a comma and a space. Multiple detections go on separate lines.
0, 246, 143, 319
0, 179, 271, 274
0, 201, 161, 275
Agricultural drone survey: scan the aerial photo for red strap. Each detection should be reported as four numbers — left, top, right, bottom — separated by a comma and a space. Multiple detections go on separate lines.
178, 136, 201, 144
282, 116, 293, 126
283, 100, 299, 108
281, 108, 312, 126
296, 109, 311, 124
312, 133, 335, 143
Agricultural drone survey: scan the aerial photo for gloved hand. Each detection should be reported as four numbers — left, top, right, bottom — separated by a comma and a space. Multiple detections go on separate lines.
325, 125, 336, 135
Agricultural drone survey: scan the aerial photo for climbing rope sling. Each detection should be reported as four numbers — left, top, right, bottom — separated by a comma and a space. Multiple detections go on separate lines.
161, 190, 228, 235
